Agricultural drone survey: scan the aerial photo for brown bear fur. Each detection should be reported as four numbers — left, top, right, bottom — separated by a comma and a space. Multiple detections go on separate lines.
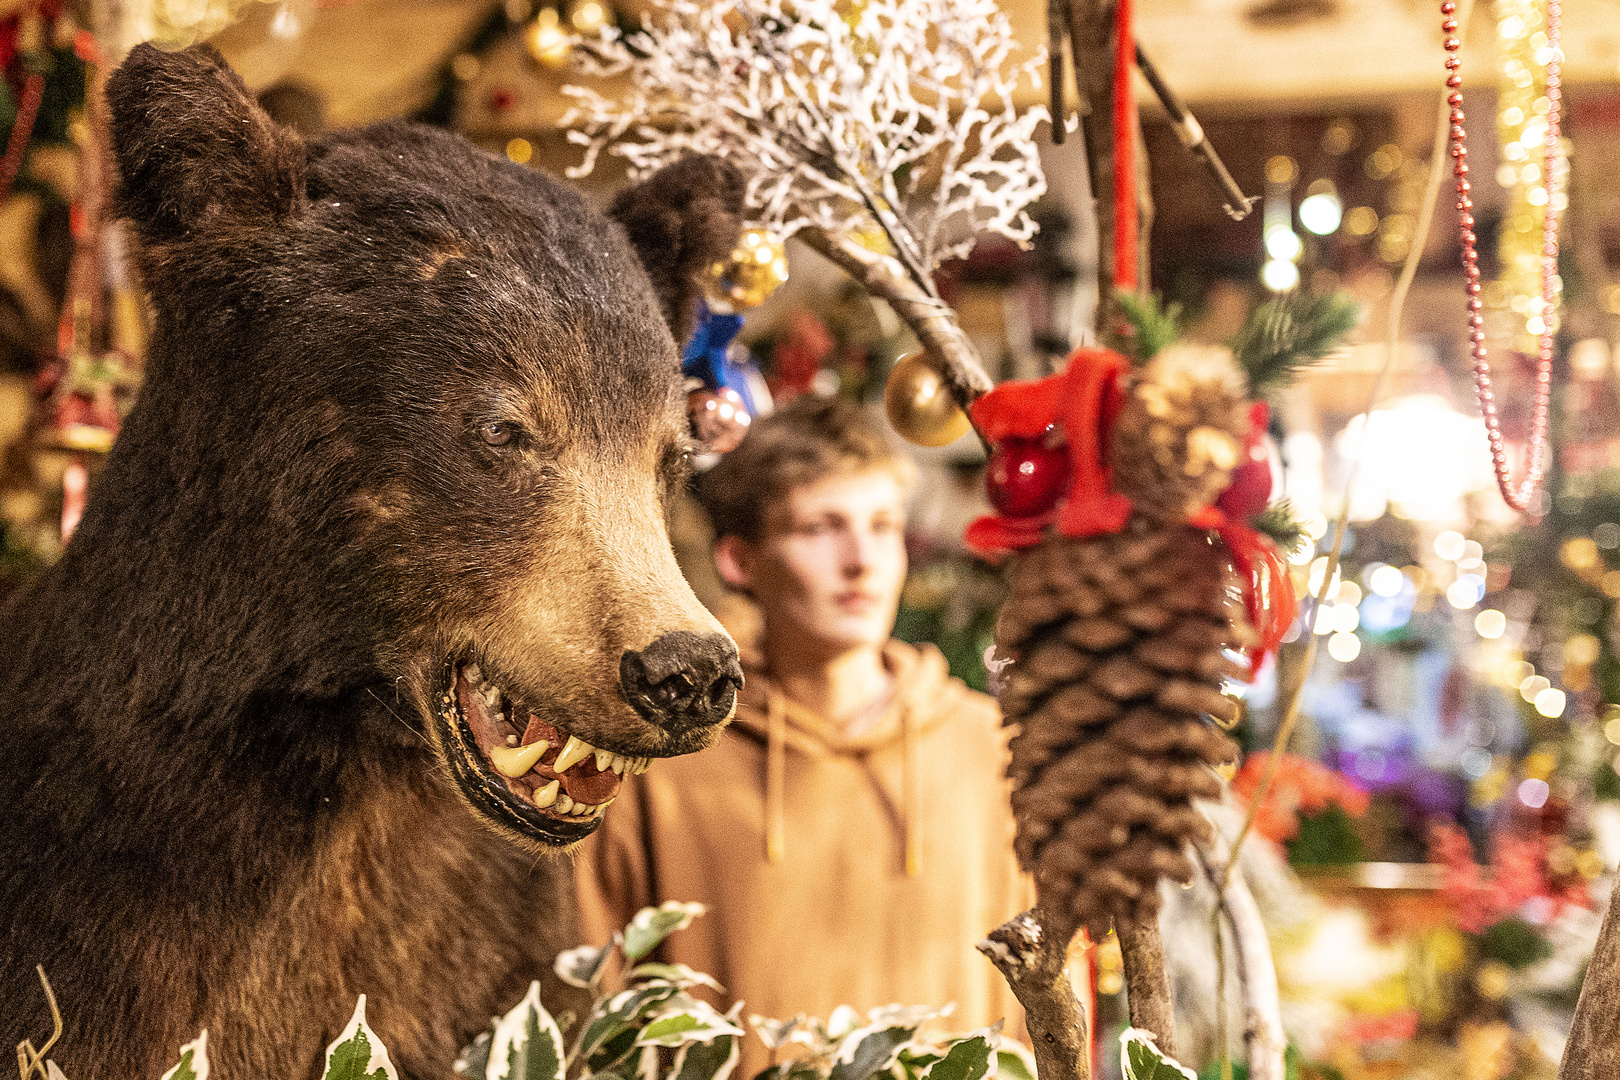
0, 44, 742, 1078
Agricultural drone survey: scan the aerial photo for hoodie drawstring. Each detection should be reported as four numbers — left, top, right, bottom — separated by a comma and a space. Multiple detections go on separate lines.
902, 705, 919, 876
766, 686, 787, 863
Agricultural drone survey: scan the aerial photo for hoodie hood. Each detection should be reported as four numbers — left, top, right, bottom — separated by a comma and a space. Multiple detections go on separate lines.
728, 639, 969, 755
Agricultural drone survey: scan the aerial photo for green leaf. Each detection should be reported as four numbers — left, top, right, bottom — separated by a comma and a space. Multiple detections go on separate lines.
829, 1025, 916, 1080
994, 1044, 1035, 1080
161, 1031, 210, 1080
1229, 291, 1359, 396
921, 1033, 996, 1080
1120, 1028, 1196, 1080
580, 984, 685, 1062
556, 942, 617, 990
323, 997, 400, 1080
1114, 290, 1182, 364
673, 1034, 742, 1080
637, 1000, 746, 1048
622, 902, 706, 961
454, 1031, 493, 1078
628, 963, 724, 991
488, 981, 566, 1080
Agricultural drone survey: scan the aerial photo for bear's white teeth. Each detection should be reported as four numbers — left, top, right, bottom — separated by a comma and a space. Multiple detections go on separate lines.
459, 663, 650, 778
489, 739, 550, 778
531, 779, 614, 819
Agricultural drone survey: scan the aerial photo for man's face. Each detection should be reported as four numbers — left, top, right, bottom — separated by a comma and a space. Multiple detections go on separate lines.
728, 468, 909, 655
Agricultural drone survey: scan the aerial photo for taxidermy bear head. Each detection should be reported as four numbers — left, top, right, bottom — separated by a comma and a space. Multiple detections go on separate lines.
98, 43, 746, 849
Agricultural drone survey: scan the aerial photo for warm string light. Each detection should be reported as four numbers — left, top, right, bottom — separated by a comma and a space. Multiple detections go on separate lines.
1490, 0, 1568, 352
1443, 0, 1561, 512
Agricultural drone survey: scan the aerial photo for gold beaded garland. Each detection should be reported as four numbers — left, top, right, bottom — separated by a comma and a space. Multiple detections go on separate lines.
884, 351, 971, 447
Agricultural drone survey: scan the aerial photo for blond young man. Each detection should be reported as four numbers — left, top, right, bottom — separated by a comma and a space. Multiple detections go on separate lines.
576, 395, 1027, 1073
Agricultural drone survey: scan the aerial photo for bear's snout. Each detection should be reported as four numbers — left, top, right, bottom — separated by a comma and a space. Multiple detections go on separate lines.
619, 631, 743, 734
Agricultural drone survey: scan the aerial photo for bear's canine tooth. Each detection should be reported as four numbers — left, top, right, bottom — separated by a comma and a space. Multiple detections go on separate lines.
594, 749, 614, 772
552, 735, 594, 774
532, 780, 561, 809
489, 739, 549, 777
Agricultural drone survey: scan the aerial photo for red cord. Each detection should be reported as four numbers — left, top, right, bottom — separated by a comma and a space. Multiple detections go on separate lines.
1443, 0, 1559, 512
0, 72, 44, 202
1111, 0, 1136, 291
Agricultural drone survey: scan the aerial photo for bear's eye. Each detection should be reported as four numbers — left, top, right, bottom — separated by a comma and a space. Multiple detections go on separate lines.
480, 421, 517, 447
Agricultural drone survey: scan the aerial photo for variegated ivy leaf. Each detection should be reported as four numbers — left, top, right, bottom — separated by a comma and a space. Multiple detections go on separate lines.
672, 1033, 741, 1080
825, 1006, 862, 1041
556, 941, 617, 990
992, 1039, 1035, 1080
160, 1030, 210, 1080
487, 981, 566, 1080
920, 1029, 999, 1080
1120, 1029, 1196, 1080
637, 1000, 747, 1049
579, 984, 687, 1064
748, 1015, 806, 1053
622, 902, 706, 962
628, 962, 724, 991
454, 1031, 493, 1078
750, 1064, 823, 1080
323, 997, 400, 1080
828, 1024, 917, 1080
865, 1005, 953, 1031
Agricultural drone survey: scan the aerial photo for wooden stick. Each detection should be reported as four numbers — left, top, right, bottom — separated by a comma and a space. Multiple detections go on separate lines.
1115, 914, 1175, 1057
797, 226, 994, 414
1558, 883, 1620, 1079
978, 908, 1091, 1080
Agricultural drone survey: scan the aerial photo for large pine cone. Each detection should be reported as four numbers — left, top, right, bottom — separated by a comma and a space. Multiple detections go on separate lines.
996, 523, 1247, 933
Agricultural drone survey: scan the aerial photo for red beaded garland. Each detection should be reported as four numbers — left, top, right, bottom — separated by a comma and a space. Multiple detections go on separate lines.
1444, 0, 1560, 512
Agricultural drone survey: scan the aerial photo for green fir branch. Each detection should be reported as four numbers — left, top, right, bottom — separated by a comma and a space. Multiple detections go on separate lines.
1230, 291, 1359, 396
1112, 290, 1181, 364
1252, 500, 1307, 556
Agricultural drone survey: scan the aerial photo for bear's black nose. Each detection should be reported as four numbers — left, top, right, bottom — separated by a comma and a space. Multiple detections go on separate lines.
619, 631, 743, 734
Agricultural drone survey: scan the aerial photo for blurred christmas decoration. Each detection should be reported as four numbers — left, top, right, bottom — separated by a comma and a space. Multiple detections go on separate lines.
885, 351, 972, 448
1488, 0, 1567, 356
1230, 750, 1371, 859
563, 0, 1049, 423
681, 228, 784, 453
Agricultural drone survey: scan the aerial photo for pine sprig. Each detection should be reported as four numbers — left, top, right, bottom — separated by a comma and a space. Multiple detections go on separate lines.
1112, 290, 1181, 364
1252, 500, 1308, 556
1230, 291, 1359, 395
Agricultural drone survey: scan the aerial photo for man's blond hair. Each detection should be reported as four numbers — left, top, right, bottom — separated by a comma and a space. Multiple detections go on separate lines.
699, 394, 915, 544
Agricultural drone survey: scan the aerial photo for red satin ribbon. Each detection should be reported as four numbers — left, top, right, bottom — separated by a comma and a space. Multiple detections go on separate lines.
967, 348, 1294, 675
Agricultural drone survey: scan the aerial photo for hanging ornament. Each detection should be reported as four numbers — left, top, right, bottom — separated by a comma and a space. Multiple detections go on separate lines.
965, 345, 1298, 933
1442, 0, 1560, 511
884, 351, 972, 448
708, 228, 789, 310
986, 430, 1071, 517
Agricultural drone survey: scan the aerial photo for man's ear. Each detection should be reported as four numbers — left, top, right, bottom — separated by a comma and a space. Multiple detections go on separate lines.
106, 44, 306, 244
713, 534, 756, 595
607, 156, 746, 345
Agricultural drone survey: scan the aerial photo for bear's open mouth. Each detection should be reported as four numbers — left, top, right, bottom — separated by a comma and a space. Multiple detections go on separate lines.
435, 660, 647, 844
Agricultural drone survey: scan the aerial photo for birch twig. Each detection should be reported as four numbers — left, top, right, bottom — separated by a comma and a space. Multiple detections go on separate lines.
977, 908, 1090, 1080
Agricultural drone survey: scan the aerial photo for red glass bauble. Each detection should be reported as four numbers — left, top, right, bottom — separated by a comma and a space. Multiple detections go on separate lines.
986, 435, 1070, 517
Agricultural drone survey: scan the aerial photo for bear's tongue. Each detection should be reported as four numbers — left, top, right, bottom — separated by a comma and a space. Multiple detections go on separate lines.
455, 665, 640, 810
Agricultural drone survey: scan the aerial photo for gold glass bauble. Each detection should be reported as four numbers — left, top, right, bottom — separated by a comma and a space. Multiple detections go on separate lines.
707, 229, 789, 309
884, 351, 971, 447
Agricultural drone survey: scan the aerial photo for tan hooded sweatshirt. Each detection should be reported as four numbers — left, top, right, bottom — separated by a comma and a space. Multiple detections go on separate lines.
575, 640, 1030, 1076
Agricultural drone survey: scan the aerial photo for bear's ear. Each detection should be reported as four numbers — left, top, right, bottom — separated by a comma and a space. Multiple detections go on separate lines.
607, 156, 747, 345
106, 44, 305, 241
